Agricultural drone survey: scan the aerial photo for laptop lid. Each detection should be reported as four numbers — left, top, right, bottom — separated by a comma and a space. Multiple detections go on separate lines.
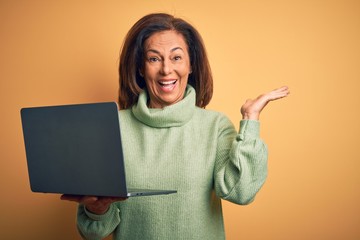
20, 102, 176, 197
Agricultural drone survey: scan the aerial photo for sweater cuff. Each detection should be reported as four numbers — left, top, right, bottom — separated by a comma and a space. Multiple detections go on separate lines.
238, 120, 260, 139
83, 203, 117, 221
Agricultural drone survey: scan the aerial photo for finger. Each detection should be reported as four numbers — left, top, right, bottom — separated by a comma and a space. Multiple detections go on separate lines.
60, 194, 83, 202
99, 197, 128, 204
272, 86, 289, 91
80, 196, 99, 205
267, 86, 290, 100
276, 86, 290, 95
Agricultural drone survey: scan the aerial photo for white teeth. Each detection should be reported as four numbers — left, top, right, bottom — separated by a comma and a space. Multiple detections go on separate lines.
159, 80, 176, 85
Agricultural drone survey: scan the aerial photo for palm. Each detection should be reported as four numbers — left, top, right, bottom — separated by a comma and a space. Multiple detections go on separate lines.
241, 86, 289, 120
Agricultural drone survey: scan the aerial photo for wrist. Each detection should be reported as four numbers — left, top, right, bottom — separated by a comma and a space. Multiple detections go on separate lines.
242, 113, 259, 120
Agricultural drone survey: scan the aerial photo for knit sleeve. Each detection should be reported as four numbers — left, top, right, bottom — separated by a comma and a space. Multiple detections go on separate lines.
76, 203, 121, 240
214, 117, 268, 205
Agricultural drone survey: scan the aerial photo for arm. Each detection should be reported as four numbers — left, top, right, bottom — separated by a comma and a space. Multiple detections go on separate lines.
214, 118, 267, 205
214, 86, 289, 204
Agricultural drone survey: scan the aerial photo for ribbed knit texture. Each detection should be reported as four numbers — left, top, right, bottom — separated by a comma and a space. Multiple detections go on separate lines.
77, 86, 268, 240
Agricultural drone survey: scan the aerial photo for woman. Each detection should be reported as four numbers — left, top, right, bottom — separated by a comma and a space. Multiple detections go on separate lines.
62, 13, 289, 239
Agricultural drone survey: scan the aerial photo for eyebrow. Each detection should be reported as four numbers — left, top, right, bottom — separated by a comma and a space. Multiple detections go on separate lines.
145, 47, 184, 54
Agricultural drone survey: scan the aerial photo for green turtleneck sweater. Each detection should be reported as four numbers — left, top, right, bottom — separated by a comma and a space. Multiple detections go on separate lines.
76, 86, 268, 240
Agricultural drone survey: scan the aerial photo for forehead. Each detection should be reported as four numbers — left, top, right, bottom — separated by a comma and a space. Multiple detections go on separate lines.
144, 30, 188, 51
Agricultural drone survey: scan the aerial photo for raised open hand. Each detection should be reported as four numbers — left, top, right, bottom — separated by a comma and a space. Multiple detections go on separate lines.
241, 86, 290, 120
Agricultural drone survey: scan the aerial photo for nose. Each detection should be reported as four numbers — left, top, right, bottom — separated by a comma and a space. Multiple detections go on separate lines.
160, 59, 172, 75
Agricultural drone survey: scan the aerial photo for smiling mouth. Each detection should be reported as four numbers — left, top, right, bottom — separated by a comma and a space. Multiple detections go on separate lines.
158, 80, 177, 87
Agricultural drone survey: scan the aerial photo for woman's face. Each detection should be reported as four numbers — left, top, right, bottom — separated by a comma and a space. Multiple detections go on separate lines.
142, 30, 191, 108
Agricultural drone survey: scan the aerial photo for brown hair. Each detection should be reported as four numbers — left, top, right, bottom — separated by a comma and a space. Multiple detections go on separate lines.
118, 13, 213, 109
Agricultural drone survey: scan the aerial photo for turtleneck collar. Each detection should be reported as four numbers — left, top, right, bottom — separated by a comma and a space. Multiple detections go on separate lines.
131, 85, 196, 128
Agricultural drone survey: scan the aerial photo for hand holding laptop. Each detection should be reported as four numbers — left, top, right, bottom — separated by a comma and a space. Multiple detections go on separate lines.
61, 194, 127, 215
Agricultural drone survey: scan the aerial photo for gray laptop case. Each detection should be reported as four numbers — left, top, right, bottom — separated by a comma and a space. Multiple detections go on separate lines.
20, 102, 176, 197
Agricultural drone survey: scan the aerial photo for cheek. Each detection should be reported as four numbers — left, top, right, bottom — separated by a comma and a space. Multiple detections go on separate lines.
144, 66, 157, 81
177, 62, 191, 75
180, 66, 191, 79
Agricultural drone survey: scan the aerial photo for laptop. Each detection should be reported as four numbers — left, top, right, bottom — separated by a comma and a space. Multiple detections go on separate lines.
20, 102, 177, 197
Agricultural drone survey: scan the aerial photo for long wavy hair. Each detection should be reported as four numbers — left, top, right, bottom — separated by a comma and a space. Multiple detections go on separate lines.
118, 13, 213, 109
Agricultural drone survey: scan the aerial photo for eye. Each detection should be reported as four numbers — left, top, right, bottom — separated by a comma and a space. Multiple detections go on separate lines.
148, 57, 160, 63
173, 56, 182, 61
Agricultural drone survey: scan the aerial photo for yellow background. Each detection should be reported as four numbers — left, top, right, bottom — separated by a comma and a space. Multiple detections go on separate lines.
1, 0, 359, 239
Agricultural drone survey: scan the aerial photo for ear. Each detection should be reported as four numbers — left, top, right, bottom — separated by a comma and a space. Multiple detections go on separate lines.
139, 69, 144, 77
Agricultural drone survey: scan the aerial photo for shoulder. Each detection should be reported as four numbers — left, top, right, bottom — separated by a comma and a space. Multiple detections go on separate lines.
193, 107, 235, 129
194, 107, 232, 121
